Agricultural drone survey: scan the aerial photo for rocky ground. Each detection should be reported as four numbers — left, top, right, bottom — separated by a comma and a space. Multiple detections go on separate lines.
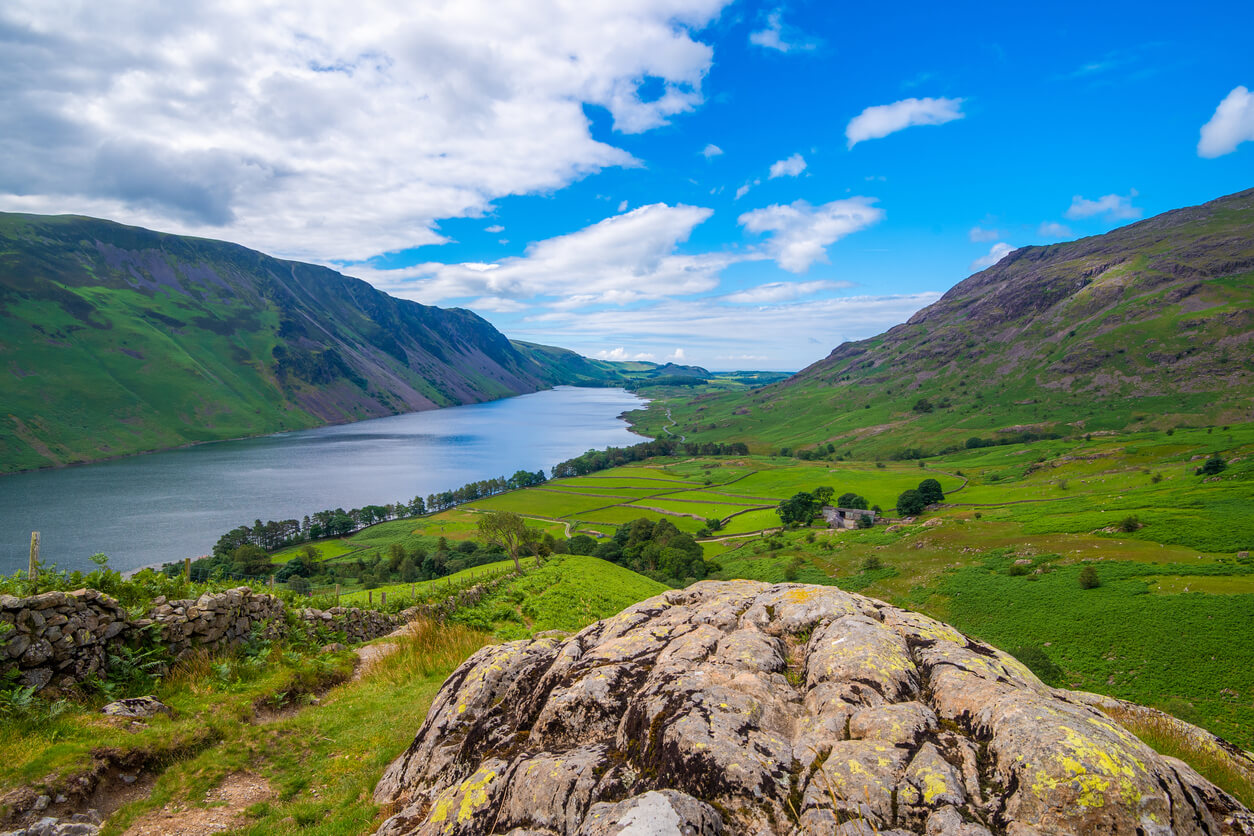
373, 580, 1254, 835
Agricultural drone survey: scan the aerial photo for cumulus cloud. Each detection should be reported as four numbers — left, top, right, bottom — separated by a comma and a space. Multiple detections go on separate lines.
701, 143, 724, 158
364, 203, 741, 307
721, 280, 844, 304
768, 153, 807, 178
595, 347, 657, 361
748, 10, 819, 53
485, 224, 505, 233
968, 226, 1000, 243
0, 0, 730, 262
846, 97, 965, 148
1198, 86, 1254, 158
665, 348, 687, 362
738, 197, 883, 273
970, 242, 1013, 271
1065, 190, 1142, 220
1037, 221, 1072, 240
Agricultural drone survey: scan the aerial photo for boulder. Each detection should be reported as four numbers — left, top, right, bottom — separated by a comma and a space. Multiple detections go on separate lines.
374, 581, 1254, 835
101, 696, 172, 719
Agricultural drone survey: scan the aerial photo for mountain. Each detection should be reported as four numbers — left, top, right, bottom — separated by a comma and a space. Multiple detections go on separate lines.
639, 188, 1254, 455
0, 213, 622, 473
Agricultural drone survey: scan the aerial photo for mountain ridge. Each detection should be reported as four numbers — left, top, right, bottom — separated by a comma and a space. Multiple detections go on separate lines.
0, 212, 627, 473
634, 187, 1254, 455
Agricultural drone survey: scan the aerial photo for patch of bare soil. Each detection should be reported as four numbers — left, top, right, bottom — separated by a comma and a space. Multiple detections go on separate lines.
350, 622, 421, 681
121, 772, 271, 836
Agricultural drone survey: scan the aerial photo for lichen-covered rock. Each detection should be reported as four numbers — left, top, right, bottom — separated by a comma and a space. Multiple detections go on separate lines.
374, 581, 1254, 835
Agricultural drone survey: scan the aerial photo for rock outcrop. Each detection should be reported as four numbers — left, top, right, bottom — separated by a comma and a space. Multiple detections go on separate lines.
374, 580, 1254, 835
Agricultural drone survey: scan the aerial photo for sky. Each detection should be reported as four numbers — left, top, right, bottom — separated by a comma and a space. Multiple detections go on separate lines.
2, 1, 1252, 371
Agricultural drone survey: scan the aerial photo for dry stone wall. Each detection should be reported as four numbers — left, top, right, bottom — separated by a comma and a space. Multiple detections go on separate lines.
1, 586, 406, 690
0, 589, 130, 691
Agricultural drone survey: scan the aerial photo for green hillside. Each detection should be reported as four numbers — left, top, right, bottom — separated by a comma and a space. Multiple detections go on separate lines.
0, 213, 630, 473
629, 188, 1254, 457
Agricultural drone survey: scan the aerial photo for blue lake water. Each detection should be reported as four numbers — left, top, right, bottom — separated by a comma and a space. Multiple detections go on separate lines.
0, 387, 646, 575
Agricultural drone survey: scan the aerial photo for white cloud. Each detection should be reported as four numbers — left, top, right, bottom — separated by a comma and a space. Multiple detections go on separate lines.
749, 10, 819, 53
721, 280, 842, 304
738, 197, 883, 273
362, 203, 742, 307
1198, 86, 1254, 158
734, 184, 752, 200
516, 291, 942, 370
467, 296, 528, 312
701, 143, 724, 159
0, 0, 730, 262
846, 97, 965, 148
968, 226, 1000, 243
768, 153, 807, 178
970, 242, 1013, 271
1065, 190, 1142, 220
594, 347, 657, 362
485, 224, 505, 234
665, 348, 687, 362
1037, 221, 1072, 240
617, 200, 629, 212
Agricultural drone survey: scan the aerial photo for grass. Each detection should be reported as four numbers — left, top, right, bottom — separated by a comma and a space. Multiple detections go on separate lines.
1096, 702, 1254, 809
450, 555, 667, 639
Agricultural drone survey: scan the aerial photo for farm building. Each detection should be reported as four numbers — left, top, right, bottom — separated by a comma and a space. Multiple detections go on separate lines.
822, 506, 876, 529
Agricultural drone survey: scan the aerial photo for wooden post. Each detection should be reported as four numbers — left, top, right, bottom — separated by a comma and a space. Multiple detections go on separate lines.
411, 583, 415, 601
270, 575, 275, 589
381, 591, 386, 606
335, 584, 340, 604
28, 531, 39, 584
368, 590, 373, 606
184, 557, 191, 580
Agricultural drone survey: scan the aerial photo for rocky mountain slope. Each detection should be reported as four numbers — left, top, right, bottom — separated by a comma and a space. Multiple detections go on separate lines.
373, 580, 1254, 835
646, 188, 1254, 455
0, 213, 625, 473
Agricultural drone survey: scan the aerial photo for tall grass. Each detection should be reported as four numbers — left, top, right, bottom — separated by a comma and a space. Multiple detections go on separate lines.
1099, 703, 1254, 809
376, 618, 489, 686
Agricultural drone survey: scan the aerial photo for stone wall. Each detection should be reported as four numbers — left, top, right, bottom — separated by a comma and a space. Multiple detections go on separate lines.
1, 586, 407, 691
0, 589, 130, 691
298, 606, 401, 643
142, 587, 287, 659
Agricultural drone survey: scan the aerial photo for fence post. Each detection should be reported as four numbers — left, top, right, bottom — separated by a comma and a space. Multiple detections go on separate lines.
381, 591, 387, 606
411, 583, 415, 601
28, 532, 40, 588
270, 575, 275, 589
368, 590, 373, 606
184, 556, 191, 580
335, 584, 340, 605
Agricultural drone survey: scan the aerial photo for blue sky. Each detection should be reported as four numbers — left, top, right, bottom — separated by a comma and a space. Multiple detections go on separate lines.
2, 1, 1251, 369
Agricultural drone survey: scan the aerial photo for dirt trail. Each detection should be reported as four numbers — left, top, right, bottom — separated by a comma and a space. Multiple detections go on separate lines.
122, 773, 271, 836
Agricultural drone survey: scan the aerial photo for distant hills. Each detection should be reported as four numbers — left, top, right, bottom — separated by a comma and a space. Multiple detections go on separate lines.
0, 214, 637, 473
643, 188, 1254, 455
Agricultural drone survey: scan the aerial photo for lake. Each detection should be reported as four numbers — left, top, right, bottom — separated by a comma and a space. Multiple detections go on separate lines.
0, 386, 646, 575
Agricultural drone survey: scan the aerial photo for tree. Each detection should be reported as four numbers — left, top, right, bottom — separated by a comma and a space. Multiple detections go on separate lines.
836, 492, 868, 510
777, 492, 821, 526
912, 398, 934, 413
1197, 454, 1227, 476
476, 510, 537, 573
896, 489, 926, 517
1078, 566, 1100, 589
917, 478, 944, 505
567, 534, 598, 556
812, 486, 835, 505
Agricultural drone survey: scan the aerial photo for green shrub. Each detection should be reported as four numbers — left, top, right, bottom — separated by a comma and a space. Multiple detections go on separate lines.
1078, 566, 1101, 589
